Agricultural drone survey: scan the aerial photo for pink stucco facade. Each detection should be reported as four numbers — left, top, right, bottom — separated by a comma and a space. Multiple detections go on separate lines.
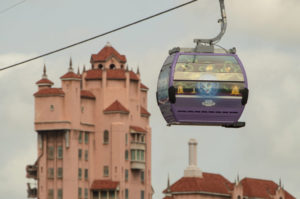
26, 43, 152, 199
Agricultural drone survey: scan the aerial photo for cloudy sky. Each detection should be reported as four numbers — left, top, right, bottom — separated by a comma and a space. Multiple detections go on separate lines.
0, 0, 299, 198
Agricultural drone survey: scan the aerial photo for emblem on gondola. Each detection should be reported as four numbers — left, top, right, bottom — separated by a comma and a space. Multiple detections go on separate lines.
202, 99, 216, 107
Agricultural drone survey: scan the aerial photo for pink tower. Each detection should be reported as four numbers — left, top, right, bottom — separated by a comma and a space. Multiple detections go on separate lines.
26, 43, 153, 199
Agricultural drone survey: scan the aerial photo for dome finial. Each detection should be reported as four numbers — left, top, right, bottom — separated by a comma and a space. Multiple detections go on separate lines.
69, 57, 73, 72
106, 42, 111, 47
42, 64, 48, 79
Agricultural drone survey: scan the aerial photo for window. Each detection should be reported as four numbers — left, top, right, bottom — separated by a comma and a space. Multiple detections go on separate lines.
137, 150, 141, 160
50, 104, 54, 111
57, 146, 63, 159
109, 191, 115, 199
103, 166, 109, 177
84, 132, 89, 144
58, 189, 63, 199
84, 150, 88, 161
141, 190, 144, 199
101, 191, 107, 199
125, 150, 129, 160
48, 168, 54, 179
38, 134, 43, 149
125, 169, 128, 181
141, 171, 144, 183
125, 189, 129, 199
141, 135, 145, 143
141, 150, 144, 161
78, 188, 82, 199
78, 168, 82, 180
109, 64, 116, 69
98, 64, 103, 69
125, 133, 128, 145
48, 189, 54, 199
78, 149, 82, 160
57, 168, 63, 179
84, 169, 88, 180
84, 188, 88, 199
103, 130, 109, 144
131, 150, 135, 161
79, 131, 83, 143
47, 146, 54, 159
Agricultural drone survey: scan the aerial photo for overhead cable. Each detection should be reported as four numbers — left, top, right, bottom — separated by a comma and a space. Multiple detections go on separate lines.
0, 0, 27, 15
0, 0, 198, 72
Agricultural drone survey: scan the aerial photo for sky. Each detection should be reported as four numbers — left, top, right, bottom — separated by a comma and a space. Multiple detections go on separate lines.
0, 0, 299, 198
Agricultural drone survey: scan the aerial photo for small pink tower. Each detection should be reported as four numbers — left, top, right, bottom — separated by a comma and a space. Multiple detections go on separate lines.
26, 43, 153, 199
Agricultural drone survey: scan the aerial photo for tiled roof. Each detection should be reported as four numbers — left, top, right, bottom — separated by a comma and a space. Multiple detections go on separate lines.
34, 88, 64, 97
164, 173, 233, 195
140, 83, 148, 90
85, 69, 139, 81
85, 69, 102, 80
80, 90, 95, 100
36, 78, 54, 85
91, 45, 126, 63
140, 106, 151, 117
241, 178, 295, 199
163, 196, 173, 199
90, 180, 119, 190
130, 125, 147, 133
104, 100, 129, 114
129, 71, 139, 81
60, 71, 81, 80
107, 69, 126, 80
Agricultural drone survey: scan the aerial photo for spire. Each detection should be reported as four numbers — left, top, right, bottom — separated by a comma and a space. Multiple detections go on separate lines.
42, 64, 47, 79
83, 65, 86, 72
126, 65, 129, 72
184, 138, 202, 177
279, 178, 282, 188
77, 66, 80, 75
166, 174, 171, 196
69, 57, 73, 72
236, 173, 240, 185
137, 65, 140, 74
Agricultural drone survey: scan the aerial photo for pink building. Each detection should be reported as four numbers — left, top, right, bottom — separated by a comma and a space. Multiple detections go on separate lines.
163, 139, 295, 199
26, 43, 153, 199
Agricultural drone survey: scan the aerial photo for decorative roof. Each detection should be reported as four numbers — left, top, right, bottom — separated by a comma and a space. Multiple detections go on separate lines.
91, 44, 126, 63
140, 83, 148, 91
130, 125, 147, 133
163, 173, 233, 195
90, 180, 119, 190
36, 78, 54, 85
60, 71, 81, 80
85, 69, 102, 80
85, 69, 139, 81
80, 90, 95, 100
140, 106, 151, 117
129, 71, 139, 81
241, 178, 295, 199
107, 69, 126, 80
103, 100, 129, 114
34, 88, 64, 97
163, 196, 173, 199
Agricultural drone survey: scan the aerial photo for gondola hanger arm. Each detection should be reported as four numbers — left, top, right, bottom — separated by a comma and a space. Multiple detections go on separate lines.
194, 0, 227, 46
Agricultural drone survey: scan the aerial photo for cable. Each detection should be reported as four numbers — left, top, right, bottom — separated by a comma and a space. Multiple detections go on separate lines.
0, 0, 198, 72
0, 0, 27, 15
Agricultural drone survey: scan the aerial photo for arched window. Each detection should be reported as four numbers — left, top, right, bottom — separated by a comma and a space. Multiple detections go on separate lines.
98, 64, 103, 69
103, 130, 109, 144
121, 64, 124, 69
109, 64, 116, 69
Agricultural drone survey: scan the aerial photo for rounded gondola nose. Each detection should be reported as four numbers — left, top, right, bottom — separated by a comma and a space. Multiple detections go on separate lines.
157, 52, 248, 127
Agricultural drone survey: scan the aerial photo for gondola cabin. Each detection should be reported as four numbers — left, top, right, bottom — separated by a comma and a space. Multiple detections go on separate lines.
157, 49, 248, 128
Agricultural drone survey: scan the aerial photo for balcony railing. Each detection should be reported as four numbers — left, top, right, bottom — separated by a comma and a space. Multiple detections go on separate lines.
27, 183, 37, 198
130, 141, 146, 150
26, 165, 38, 179
130, 160, 145, 170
